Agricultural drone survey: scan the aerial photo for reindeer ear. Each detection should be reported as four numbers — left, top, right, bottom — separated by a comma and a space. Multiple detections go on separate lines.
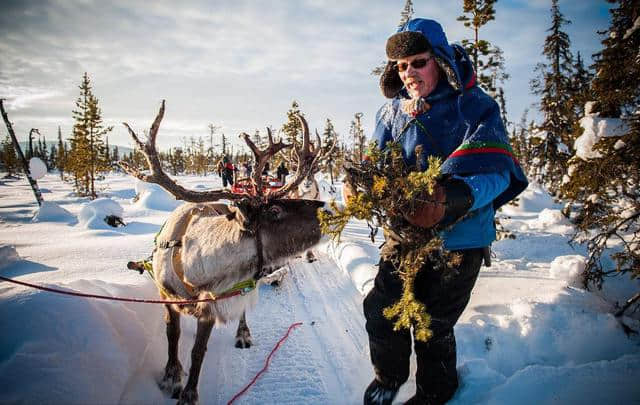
228, 199, 252, 230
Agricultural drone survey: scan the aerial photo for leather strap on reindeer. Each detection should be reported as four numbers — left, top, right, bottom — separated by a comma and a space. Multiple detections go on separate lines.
154, 203, 232, 297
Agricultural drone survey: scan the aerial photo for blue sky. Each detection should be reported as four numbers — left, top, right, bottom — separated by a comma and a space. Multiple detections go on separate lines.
0, 0, 612, 153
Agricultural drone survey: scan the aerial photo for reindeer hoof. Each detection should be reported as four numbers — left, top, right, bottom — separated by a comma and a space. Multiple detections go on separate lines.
235, 334, 253, 349
159, 362, 184, 398
177, 388, 199, 405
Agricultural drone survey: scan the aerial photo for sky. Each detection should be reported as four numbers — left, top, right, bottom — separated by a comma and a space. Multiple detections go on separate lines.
0, 0, 613, 154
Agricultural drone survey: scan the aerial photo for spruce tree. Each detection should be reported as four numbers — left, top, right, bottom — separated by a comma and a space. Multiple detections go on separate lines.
281, 100, 303, 147
591, 0, 640, 117
0, 134, 20, 176
529, 0, 575, 193
456, 0, 509, 95
68, 73, 112, 197
561, 0, 640, 298
372, 0, 415, 76
321, 118, 341, 184
56, 127, 66, 180
350, 112, 366, 162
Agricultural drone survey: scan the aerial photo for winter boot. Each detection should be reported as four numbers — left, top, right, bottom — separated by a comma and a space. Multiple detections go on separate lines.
363, 378, 400, 405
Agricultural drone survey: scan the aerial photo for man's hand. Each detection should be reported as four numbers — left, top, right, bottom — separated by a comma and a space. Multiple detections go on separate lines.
404, 184, 446, 228
404, 178, 475, 229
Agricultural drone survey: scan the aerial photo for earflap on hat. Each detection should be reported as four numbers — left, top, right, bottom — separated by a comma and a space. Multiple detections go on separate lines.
379, 61, 404, 99
434, 56, 461, 92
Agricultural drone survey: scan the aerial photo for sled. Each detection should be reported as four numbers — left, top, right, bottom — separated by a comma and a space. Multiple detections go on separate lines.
231, 176, 284, 195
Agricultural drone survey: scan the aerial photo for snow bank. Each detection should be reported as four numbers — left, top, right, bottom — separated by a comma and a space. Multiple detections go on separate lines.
531, 208, 573, 234
78, 198, 124, 229
0, 279, 162, 405
134, 180, 182, 211
0, 244, 20, 270
32, 201, 76, 223
574, 109, 629, 159
501, 183, 560, 215
549, 255, 586, 286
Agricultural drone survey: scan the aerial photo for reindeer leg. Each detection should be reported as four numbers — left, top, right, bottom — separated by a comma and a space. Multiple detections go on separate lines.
178, 317, 214, 405
235, 311, 253, 349
159, 305, 184, 398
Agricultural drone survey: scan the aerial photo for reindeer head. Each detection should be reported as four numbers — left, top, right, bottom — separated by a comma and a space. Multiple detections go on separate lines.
119, 100, 332, 260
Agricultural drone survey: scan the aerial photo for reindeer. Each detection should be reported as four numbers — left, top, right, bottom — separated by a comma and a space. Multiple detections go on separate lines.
119, 101, 332, 405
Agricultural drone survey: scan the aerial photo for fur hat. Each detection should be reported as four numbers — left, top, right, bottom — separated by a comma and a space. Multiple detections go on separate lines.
380, 31, 433, 99
385, 31, 432, 60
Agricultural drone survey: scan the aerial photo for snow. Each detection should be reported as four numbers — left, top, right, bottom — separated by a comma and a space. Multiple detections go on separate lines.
78, 198, 124, 229
134, 179, 182, 211
28, 157, 47, 180
32, 201, 76, 224
574, 105, 630, 159
1, 174, 639, 404
0, 244, 20, 269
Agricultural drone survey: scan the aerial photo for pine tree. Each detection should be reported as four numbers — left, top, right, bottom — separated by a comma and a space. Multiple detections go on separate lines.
561, 0, 640, 298
398, 0, 414, 29
56, 127, 66, 180
68, 73, 112, 197
350, 112, 366, 162
529, 0, 575, 193
281, 100, 303, 147
321, 118, 341, 184
372, 0, 415, 76
0, 134, 20, 176
456, 0, 509, 95
591, 0, 640, 117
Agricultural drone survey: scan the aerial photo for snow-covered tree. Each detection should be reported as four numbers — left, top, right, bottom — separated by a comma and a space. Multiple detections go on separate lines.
561, 0, 639, 308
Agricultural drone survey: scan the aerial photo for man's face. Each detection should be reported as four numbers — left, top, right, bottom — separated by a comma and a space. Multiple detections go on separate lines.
395, 52, 439, 99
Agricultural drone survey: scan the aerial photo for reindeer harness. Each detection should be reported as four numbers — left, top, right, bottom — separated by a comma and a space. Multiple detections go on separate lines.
150, 203, 265, 300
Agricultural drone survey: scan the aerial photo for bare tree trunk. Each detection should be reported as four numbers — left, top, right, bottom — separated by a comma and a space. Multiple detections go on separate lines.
1, 99, 44, 206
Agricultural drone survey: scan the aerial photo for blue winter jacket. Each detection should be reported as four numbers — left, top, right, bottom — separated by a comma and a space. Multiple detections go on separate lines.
372, 18, 528, 250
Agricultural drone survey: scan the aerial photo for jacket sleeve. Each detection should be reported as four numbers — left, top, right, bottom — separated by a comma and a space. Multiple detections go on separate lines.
454, 170, 510, 211
441, 91, 528, 209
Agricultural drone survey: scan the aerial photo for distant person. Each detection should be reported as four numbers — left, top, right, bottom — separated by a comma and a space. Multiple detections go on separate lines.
222, 155, 234, 188
276, 162, 289, 184
262, 161, 270, 176
216, 160, 223, 178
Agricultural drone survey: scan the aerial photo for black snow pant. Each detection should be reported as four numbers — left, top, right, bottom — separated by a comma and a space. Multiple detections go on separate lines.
363, 247, 484, 404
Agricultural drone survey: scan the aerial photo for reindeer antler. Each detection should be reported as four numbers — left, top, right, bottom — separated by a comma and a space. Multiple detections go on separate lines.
240, 126, 291, 198
119, 100, 245, 203
270, 114, 333, 199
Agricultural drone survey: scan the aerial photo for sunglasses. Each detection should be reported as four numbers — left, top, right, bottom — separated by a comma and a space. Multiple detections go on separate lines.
394, 56, 434, 72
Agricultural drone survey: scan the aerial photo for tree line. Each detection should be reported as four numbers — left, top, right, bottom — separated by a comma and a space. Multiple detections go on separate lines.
1, 0, 638, 301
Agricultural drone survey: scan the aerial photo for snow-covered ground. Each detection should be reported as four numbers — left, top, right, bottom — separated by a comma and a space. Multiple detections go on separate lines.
1, 173, 639, 404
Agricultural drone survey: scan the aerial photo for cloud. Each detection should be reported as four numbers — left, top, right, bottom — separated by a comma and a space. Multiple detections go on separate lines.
0, 0, 613, 149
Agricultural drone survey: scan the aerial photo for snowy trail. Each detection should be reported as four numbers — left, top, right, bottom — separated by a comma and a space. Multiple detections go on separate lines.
2, 175, 639, 404
119, 252, 372, 405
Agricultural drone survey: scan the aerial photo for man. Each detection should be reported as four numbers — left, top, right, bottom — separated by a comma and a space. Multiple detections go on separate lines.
350, 19, 528, 404
276, 161, 289, 184
222, 155, 234, 188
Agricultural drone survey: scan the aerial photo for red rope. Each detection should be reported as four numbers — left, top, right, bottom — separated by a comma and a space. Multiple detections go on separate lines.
227, 322, 303, 405
0, 275, 242, 304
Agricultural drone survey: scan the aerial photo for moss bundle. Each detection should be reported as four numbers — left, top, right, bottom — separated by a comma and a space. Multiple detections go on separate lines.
318, 141, 460, 341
